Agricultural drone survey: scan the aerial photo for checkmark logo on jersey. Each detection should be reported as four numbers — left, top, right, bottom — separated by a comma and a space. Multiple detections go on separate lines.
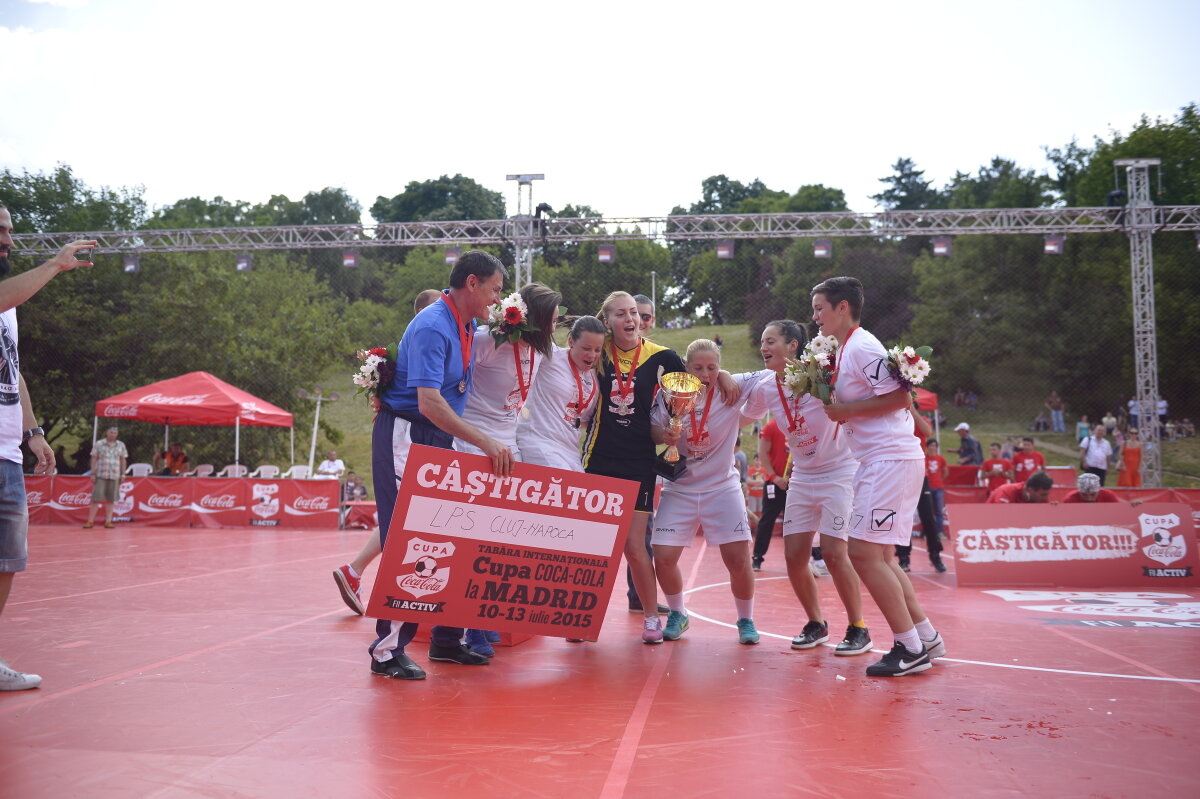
871, 508, 896, 530
864, 358, 887, 385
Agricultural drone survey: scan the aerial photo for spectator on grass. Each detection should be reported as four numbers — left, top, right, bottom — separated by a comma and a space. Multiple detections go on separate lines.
1116, 428, 1143, 487
1079, 424, 1113, 486
954, 387, 966, 407
1158, 395, 1168, 433
986, 471, 1053, 503
951, 422, 983, 465
978, 443, 1013, 492
1102, 411, 1117, 435
1045, 391, 1066, 433
1075, 414, 1090, 442
1012, 437, 1045, 484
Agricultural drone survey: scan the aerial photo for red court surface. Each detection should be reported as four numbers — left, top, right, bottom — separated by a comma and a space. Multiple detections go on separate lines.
3, 524, 1199, 798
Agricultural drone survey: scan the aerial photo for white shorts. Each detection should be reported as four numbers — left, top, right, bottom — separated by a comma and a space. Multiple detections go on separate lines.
652, 483, 751, 547
454, 438, 522, 463
783, 466, 855, 540
519, 442, 583, 473
848, 459, 925, 546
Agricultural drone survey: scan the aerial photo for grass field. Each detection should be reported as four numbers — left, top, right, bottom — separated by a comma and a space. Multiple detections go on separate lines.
320, 322, 1199, 492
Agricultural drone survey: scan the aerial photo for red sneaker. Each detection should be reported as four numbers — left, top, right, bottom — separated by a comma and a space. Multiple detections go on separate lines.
333, 565, 364, 615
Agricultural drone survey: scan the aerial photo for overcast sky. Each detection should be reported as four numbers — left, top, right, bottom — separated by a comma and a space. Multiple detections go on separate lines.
2, 0, 1197, 227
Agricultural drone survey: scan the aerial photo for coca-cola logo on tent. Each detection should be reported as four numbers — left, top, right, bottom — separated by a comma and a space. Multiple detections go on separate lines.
138, 393, 209, 405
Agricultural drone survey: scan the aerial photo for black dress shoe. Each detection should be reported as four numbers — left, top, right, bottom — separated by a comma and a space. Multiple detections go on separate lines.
627, 598, 670, 614
752, 557, 763, 571
898, 556, 911, 572
931, 557, 947, 574
428, 643, 491, 665
371, 653, 427, 680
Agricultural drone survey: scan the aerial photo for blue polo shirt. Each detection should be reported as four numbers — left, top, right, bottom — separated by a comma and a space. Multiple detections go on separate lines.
381, 291, 475, 415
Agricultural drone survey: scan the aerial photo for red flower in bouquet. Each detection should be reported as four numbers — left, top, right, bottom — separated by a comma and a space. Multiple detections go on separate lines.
504, 305, 523, 325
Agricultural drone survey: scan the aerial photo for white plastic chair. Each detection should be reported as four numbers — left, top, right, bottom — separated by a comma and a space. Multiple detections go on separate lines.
126, 463, 154, 477
248, 465, 280, 479
281, 464, 310, 480
215, 464, 248, 478
184, 464, 215, 478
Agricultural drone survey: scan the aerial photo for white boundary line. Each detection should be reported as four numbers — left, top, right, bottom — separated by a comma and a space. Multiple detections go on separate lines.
684, 577, 1200, 684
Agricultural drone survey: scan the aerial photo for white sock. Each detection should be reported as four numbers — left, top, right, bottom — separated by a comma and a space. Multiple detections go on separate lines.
346, 564, 361, 578
894, 628, 922, 654
734, 597, 754, 621
665, 592, 686, 614
914, 618, 937, 641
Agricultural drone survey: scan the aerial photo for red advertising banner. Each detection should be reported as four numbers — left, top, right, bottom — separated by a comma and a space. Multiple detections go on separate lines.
368, 445, 638, 641
189, 478, 249, 528
278, 479, 339, 528
46, 475, 94, 524
953, 502, 1199, 587
25, 475, 51, 525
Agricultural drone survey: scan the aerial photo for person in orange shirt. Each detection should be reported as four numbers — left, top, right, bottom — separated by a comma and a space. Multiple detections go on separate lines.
1117, 428, 1143, 487
978, 443, 1013, 492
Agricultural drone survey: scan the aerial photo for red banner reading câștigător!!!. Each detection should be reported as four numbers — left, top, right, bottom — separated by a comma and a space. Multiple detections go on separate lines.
368, 445, 638, 641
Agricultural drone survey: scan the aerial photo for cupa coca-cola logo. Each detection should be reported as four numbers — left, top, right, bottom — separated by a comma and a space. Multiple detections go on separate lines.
147, 493, 185, 508
26, 491, 45, 504
105, 404, 140, 418
200, 493, 237, 508
292, 496, 331, 511
58, 491, 91, 506
139, 392, 209, 405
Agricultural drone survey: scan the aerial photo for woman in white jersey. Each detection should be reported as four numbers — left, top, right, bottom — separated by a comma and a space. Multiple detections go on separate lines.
650, 339, 763, 645
454, 282, 560, 656
455, 282, 561, 462
516, 316, 606, 472
812, 276, 944, 678
741, 320, 873, 657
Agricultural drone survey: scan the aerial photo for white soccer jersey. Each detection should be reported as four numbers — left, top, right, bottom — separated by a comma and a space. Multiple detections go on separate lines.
515, 345, 598, 471
650, 371, 761, 495
741, 370, 856, 475
458, 328, 542, 450
833, 327, 923, 464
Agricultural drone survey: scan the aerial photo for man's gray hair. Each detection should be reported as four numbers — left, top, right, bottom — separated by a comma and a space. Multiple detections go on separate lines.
633, 294, 654, 312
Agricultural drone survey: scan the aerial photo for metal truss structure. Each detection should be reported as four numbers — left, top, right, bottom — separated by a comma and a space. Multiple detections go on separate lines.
11, 189, 1198, 486
1118, 160, 1165, 488
11, 205, 1200, 255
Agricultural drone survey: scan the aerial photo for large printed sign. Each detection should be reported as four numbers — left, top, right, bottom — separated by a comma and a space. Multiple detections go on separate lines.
369, 445, 638, 641
954, 502, 1199, 587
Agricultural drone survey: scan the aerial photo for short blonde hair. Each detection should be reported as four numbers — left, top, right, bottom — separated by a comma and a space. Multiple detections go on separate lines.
684, 338, 720, 362
596, 291, 635, 323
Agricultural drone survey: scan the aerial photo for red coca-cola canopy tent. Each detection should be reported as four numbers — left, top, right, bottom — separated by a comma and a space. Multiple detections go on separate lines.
95, 372, 293, 427
914, 387, 938, 411
94, 372, 294, 465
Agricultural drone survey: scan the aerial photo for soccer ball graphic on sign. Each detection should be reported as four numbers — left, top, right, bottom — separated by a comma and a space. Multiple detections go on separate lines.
413, 556, 439, 578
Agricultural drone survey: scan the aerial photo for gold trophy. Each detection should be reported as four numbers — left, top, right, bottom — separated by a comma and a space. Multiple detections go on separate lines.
654, 372, 704, 481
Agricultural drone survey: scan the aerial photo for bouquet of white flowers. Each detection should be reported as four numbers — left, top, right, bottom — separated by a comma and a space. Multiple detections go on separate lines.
781, 333, 839, 404
886, 344, 933, 400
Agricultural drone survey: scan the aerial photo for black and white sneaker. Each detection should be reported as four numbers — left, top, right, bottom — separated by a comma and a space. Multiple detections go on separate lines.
791, 620, 829, 650
834, 625, 873, 656
865, 642, 931, 677
923, 632, 946, 658
752, 556, 763, 572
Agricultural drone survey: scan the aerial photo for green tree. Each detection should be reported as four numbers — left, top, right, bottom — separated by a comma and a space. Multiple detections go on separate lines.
871, 158, 943, 211
0, 164, 147, 232
370, 174, 505, 223
943, 157, 1053, 209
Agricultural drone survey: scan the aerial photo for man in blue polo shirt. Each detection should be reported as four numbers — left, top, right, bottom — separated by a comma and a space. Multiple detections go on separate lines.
369, 250, 512, 680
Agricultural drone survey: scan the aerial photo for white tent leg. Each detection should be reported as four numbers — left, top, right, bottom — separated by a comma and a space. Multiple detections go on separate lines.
235, 416, 240, 467
290, 426, 294, 467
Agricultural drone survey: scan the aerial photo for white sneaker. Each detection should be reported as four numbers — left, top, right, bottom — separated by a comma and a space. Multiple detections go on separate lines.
0, 658, 43, 691
810, 559, 830, 578
923, 632, 947, 659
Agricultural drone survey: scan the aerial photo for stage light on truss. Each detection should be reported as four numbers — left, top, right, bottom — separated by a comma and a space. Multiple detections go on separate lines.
445, 247, 461, 265
1195, 232, 1200, 252
342, 250, 359, 268
122, 254, 140, 273
598, 244, 615, 263
716, 240, 735, 260
236, 253, 253, 272
813, 239, 832, 259
1044, 235, 1066, 255
932, 237, 952, 257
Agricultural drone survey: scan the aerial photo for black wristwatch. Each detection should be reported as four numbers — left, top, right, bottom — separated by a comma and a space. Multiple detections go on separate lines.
23, 426, 45, 440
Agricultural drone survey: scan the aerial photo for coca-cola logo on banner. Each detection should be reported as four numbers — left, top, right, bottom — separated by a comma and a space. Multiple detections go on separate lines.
139, 393, 209, 405
105, 404, 140, 418
292, 496, 331, 511
26, 491, 45, 505
147, 493, 185, 508
200, 493, 238, 509
58, 490, 91, 507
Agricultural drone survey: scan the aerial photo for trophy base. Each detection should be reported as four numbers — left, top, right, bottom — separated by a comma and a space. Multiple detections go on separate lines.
653, 454, 688, 482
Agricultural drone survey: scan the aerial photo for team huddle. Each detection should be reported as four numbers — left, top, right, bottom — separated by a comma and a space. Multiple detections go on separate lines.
357, 250, 945, 681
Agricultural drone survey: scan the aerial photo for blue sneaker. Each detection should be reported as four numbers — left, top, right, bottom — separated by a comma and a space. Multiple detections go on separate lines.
465, 629, 495, 658
663, 610, 689, 640
736, 618, 760, 645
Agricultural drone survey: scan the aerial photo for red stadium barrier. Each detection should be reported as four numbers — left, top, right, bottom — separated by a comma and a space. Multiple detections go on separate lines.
26, 475, 337, 528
